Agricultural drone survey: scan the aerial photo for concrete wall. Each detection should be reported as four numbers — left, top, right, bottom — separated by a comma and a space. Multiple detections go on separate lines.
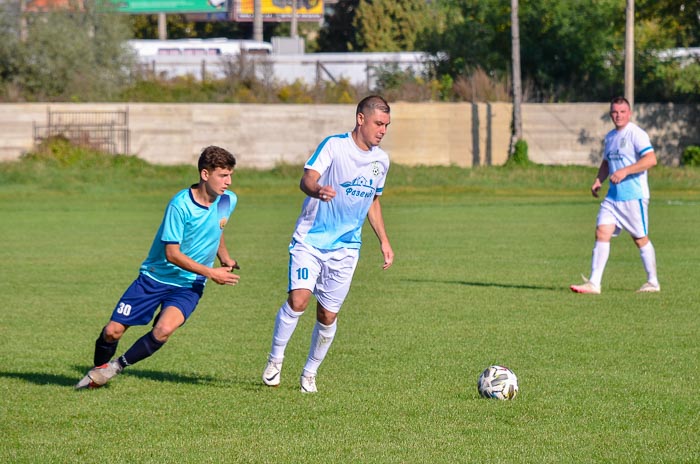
1, 102, 698, 168
521, 103, 700, 166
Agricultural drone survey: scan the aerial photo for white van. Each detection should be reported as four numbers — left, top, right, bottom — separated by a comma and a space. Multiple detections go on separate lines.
127, 38, 273, 58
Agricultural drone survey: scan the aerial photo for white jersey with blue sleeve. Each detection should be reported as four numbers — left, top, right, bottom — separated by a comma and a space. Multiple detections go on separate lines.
140, 189, 237, 287
292, 132, 390, 250
604, 122, 654, 201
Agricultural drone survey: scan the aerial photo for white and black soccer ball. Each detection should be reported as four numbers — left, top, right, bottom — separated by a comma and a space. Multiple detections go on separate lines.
477, 365, 519, 400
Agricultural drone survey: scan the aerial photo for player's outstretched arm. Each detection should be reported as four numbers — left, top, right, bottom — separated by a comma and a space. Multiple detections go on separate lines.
367, 196, 394, 270
592, 160, 610, 198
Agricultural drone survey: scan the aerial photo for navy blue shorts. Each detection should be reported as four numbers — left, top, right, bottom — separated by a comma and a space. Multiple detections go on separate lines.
110, 274, 204, 326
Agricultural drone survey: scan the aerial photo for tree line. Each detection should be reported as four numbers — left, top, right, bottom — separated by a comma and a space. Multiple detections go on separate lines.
0, 0, 697, 103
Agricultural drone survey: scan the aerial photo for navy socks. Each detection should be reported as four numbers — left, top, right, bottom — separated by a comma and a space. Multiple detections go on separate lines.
93, 328, 119, 366
120, 331, 165, 368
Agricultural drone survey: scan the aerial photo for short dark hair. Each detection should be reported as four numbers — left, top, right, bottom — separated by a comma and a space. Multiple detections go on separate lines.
356, 95, 390, 117
198, 145, 236, 172
610, 96, 631, 108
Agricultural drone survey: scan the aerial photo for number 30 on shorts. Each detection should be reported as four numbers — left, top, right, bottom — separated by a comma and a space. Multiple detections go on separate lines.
116, 302, 132, 316
296, 268, 309, 280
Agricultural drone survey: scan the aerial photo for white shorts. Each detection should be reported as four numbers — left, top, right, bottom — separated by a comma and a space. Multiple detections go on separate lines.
597, 198, 650, 239
287, 239, 360, 313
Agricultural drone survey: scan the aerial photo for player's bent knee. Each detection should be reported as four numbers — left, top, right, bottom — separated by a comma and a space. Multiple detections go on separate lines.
151, 326, 175, 343
595, 228, 614, 242
288, 291, 311, 313
103, 322, 126, 342
316, 306, 337, 325
152, 318, 180, 342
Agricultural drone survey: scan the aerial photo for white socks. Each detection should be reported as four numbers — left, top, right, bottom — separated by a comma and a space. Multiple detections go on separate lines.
588, 240, 659, 288
269, 301, 338, 376
589, 240, 610, 287
269, 302, 303, 361
639, 241, 659, 286
303, 320, 337, 377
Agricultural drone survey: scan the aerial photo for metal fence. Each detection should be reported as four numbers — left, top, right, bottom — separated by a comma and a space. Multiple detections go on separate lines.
33, 108, 130, 155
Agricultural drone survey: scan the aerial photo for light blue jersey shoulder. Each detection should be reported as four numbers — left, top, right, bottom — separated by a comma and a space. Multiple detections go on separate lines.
140, 189, 237, 287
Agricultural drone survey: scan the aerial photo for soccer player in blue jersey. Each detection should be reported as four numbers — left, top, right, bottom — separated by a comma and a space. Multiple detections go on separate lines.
75, 145, 241, 389
262, 95, 395, 393
570, 96, 660, 295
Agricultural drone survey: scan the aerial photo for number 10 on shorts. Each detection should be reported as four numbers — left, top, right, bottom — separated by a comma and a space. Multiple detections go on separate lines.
296, 268, 309, 280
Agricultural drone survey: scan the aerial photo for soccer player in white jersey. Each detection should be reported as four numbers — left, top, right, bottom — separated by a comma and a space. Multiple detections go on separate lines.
75, 146, 241, 389
262, 95, 395, 393
571, 96, 660, 294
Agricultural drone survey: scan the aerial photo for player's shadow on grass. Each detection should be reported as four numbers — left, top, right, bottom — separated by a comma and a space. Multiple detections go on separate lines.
69, 365, 220, 386
404, 278, 559, 291
0, 367, 219, 388
0, 371, 78, 387
91, 367, 219, 386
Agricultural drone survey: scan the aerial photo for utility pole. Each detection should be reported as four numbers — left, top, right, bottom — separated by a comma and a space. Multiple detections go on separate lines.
509, 0, 523, 156
253, 0, 263, 41
19, 0, 28, 42
625, 0, 634, 109
158, 12, 167, 40
290, 0, 298, 38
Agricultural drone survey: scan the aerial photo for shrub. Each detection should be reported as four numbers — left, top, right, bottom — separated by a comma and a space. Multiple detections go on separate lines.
23, 136, 147, 169
505, 139, 532, 167
681, 145, 700, 167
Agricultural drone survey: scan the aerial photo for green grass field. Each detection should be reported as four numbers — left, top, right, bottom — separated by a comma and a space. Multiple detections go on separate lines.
1, 151, 699, 463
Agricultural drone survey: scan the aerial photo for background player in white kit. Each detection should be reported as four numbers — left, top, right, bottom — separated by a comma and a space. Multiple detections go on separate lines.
571, 96, 660, 294
262, 95, 394, 393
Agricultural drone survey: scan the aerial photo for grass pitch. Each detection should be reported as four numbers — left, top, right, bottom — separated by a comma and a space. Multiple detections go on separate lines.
1, 151, 699, 463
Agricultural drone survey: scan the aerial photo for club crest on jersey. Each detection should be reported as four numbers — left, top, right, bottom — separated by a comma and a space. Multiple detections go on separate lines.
341, 176, 376, 198
371, 161, 380, 176
219, 218, 227, 229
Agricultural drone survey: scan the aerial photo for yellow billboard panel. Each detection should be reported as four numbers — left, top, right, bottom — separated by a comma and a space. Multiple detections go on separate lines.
234, 0, 323, 21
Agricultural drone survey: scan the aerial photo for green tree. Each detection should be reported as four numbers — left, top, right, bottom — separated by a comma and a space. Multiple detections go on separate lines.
354, 0, 432, 52
0, 4, 22, 85
631, 1, 700, 102
420, 0, 698, 102
419, 0, 623, 101
637, 0, 700, 47
317, 0, 362, 51
517, 0, 623, 101
0, 0, 134, 101
417, 0, 510, 77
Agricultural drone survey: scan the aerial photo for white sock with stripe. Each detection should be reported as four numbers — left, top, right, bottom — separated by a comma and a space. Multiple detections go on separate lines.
269, 301, 303, 362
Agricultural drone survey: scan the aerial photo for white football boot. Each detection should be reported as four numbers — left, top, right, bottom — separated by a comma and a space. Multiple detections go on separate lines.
300, 373, 317, 393
262, 359, 283, 387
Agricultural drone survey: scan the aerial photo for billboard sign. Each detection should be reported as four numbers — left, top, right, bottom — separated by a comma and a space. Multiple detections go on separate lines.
234, 0, 323, 22
111, 0, 229, 13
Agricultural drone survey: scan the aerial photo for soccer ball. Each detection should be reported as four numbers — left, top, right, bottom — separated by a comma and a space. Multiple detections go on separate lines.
477, 365, 519, 400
